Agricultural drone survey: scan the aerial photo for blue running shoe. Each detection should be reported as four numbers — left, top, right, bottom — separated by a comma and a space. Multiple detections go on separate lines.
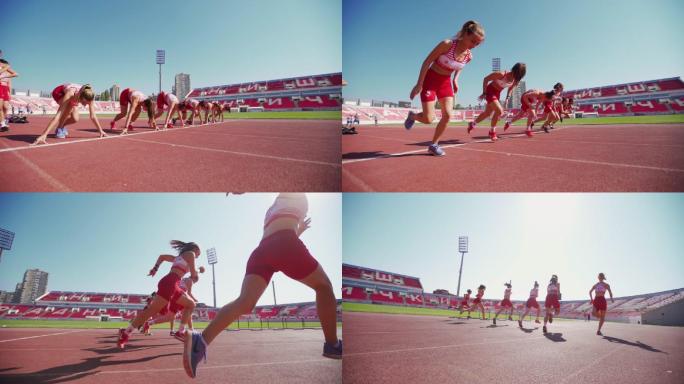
183, 330, 207, 378
55, 127, 66, 139
323, 339, 342, 359
404, 112, 415, 130
428, 143, 445, 156
63, 127, 69, 137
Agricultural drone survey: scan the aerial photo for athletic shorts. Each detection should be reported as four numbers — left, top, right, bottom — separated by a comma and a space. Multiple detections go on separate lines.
245, 229, 319, 282
485, 82, 503, 104
420, 68, 454, 102
521, 99, 532, 112
526, 297, 540, 309
545, 294, 560, 310
120, 88, 131, 108
500, 298, 512, 308
460, 300, 469, 307
0, 84, 10, 101
593, 296, 607, 311
51, 85, 66, 103
156, 272, 182, 301
543, 101, 553, 114
472, 298, 482, 305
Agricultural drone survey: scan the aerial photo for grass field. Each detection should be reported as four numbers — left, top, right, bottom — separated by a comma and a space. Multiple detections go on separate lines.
342, 302, 568, 322
0, 319, 339, 330
95, 110, 340, 120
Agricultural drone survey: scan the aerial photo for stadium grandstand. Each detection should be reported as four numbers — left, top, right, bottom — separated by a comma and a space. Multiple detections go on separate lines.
342, 263, 684, 325
342, 76, 684, 125
7, 95, 119, 115
0, 290, 341, 324
188, 72, 342, 112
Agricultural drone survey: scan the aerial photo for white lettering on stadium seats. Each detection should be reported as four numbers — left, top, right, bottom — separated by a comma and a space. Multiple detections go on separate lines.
675, 99, 684, 107
375, 272, 393, 283
304, 96, 323, 104
82, 309, 98, 316
361, 271, 374, 280
268, 98, 282, 106
636, 101, 654, 108
52, 308, 68, 316
342, 286, 353, 295
26, 308, 43, 315
600, 104, 616, 111
627, 84, 645, 93
296, 78, 316, 88
407, 294, 423, 303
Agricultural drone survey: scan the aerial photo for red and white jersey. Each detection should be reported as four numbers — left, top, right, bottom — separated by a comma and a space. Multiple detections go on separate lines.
435, 42, 472, 73
171, 254, 190, 274
529, 287, 539, 299
264, 193, 308, 228
503, 288, 511, 300
475, 290, 484, 299
463, 293, 470, 301
522, 89, 542, 103
492, 72, 514, 90
547, 283, 560, 296
185, 98, 200, 109
595, 282, 608, 295
62, 83, 83, 94
130, 90, 146, 101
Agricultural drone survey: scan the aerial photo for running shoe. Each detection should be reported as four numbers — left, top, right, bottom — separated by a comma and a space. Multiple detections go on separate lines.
63, 127, 69, 137
488, 130, 498, 141
323, 339, 343, 359
110, 121, 116, 130
543, 326, 547, 334
170, 331, 176, 336
596, 331, 603, 336
518, 320, 522, 328
543, 125, 549, 133
183, 331, 207, 378
127, 124, 134, 131
166, 123, 173, 129
508, 316, 513, 321
493, 318, 497, 325
117, 328, 129, 349
535, 319, 541, 324
467, 121, 475, 134
142, 321, 150, 336
55, 127, 66, 139
525, 129, 533, 137
549, 316, 553, 323
404, 112, 415, 130
173, 330, 186, 342
503, 121, 511, 131
0, 126, 8, 132
428, 143, 445, 156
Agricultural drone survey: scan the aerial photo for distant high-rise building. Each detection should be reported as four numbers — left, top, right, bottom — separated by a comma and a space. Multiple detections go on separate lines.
110, 84, 121, 102
492, 57, 501, 72
175, 73, 191, 100
511, 81, 526, 108
0, 290, 14, 303
16, 269, 49, 304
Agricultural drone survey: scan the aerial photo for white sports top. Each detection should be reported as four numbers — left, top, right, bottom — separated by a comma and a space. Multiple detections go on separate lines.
171, 254, 190, 274
503, 288, 511, 299
595, 282, 607, 295
434, 41, 472, 72
130, 90, 146, 101
547, 283, 560, 295
264, 193, 308, 228
492, 73, 514, 90
529, 288, 538, 298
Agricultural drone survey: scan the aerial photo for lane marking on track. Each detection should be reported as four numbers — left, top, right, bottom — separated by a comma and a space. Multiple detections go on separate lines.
560, 344, 626, 384
122, 137, 340, 167
344, 335, 547, 357
2, 144, 71, 191
342, 168, 374, 192
0, 121, 233, 154
0, 330, 85, 343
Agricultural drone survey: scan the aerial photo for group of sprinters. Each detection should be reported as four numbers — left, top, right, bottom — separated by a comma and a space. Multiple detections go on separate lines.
116, 193, 342, 379
457, 273, 614, 335
402, 20, 576, 156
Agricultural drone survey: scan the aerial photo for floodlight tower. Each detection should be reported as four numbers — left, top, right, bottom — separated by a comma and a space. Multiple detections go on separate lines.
0, 228, 15, 263
206, 247, 218, 308
156, 50, 165, 94
456, 236, 469, 297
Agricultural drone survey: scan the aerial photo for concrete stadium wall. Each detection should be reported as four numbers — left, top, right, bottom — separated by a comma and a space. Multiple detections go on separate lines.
641, 299, 684, 326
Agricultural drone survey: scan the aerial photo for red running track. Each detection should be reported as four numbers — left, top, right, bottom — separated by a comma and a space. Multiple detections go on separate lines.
343, 312, 684, 384
342, 124, 684, 191
0, 327, 341, 384
0, 116, 340, 192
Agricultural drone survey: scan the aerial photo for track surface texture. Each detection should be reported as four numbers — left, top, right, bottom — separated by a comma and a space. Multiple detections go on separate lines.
342, 123, 684, 191
0, 327, 341, 383
343, 312, 684, 384
0, 116, 340, 192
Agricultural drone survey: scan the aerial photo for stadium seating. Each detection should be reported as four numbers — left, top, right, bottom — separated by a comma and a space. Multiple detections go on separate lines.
342, 285, 368, 301
370, 289, 404, 304
670, 98, 684, 112
630, 100, 669, 113
187, 73, 342, 99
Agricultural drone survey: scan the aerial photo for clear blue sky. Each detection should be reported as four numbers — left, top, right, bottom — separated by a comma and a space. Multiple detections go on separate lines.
0, 0, 341, 95
343, 0, 684, 107
0, 193, 342, 307
343, 193, 684, 301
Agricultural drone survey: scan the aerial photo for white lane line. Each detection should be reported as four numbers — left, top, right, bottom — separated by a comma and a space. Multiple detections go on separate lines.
560, 344, 625, 384
0, 121, 231, 154
344, 335, 547, 357
342, 168, 374, 192
3, 146, 71, 191
122, 137, 340, 167
454, 146, 684, 173
0, 329, 85, 343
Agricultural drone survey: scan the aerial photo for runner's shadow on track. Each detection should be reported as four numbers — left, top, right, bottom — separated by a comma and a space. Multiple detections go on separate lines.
408, 139, 465, 147
0, 352, 180, 384
3, 134, 44, 144
0, 367, 20, 373
445, 321, 466, 325
342, 151, 386, 160
482, 324, 509, 328
602, 336, 666, 353
544, 332, 566, 342
519, 326, 539, 334
86, 342, 178, 354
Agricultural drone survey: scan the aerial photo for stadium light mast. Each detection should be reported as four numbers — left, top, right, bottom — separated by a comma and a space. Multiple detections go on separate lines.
456, 236, 469, 297
156, 50, 165, 94
206, 247, 218, 308
272, 280, 277, 305
0, 227, 15, 264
